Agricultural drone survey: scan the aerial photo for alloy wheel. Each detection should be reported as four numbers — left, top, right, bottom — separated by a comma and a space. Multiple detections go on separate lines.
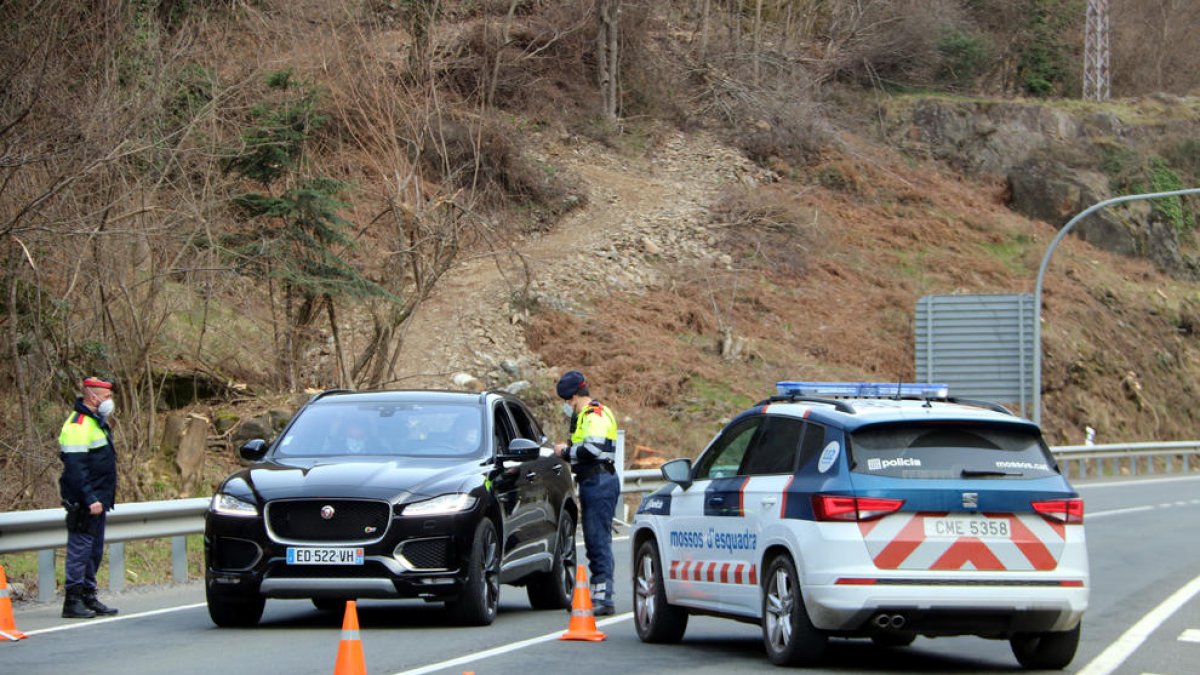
764, 565, 795, 652
635, 549, 657, 630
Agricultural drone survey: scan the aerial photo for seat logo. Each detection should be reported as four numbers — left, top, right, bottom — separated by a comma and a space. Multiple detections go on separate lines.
321, 505, 335, 520
962, 492, 978, 509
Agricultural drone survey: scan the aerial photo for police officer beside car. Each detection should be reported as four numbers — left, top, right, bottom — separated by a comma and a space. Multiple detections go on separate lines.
554, 370, 620, 616
58, 377, 120, 619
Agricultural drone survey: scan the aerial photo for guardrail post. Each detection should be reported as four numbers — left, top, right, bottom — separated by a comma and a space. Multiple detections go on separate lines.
172, 536, 188, 583
38, 549, 56, 603
109, 542, 125, 593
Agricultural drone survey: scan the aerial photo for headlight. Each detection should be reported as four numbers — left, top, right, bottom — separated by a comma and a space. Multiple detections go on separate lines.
210, 492, 258, 517
401, 493, 477, 516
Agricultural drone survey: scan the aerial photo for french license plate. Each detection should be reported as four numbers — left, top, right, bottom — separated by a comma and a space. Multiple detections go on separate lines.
286, 547, 365, 565
923, 516, 1010, 540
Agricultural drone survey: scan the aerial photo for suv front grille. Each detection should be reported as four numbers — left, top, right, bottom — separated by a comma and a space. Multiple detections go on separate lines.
265, 499, 391, 544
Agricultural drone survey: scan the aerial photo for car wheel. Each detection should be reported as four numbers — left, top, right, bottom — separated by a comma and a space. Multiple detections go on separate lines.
447, 518, 501, 626
1010, 623, 1081, 670
871, 632, 916, 648
206, 583, 265, 628
633, 539, 688, 643
761, 554, 826, 666
311, 598, 349, 613
526, 508, 577, 610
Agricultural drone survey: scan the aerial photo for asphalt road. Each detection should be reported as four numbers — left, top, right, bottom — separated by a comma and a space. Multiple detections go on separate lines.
4, 475, 1199, 675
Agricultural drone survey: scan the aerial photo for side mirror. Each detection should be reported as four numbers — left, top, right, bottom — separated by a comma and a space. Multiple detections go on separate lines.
498, 438, 541, 462
239, 439, 269, 462
661, 458, 693, 490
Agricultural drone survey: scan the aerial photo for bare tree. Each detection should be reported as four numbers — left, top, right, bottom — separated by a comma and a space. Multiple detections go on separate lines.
597, 0, 621, 121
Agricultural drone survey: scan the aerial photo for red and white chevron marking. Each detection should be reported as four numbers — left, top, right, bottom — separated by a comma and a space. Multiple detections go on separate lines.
669, 559, 758, 585
859, 512, 1066, 571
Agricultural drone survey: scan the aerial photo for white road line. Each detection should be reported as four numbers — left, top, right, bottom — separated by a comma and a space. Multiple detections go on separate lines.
1086, 505, 1155, 519
1179, 628, 1200, 643
391, 613, 634, 675
22, 602, 208, 636
1075, 474, 1200, 490
1075, 573, 1200, 675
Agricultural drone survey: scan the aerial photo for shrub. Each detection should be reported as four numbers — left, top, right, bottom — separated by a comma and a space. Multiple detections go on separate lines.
936, 26, 991, 90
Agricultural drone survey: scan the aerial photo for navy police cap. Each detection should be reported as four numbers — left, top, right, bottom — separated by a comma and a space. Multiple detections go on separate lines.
556, 370, 586, 400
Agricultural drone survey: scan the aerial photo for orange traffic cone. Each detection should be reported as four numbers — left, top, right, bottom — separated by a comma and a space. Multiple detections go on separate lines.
0, 565, 27, 641
560, 564, 606, 642
333, 600, 366, 675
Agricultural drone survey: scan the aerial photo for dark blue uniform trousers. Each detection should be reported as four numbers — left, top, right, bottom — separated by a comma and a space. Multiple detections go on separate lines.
65, 513, 107, 591
579, 470, 620, 609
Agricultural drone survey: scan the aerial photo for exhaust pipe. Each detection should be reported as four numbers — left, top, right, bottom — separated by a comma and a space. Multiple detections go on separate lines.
872, 613, 908, 629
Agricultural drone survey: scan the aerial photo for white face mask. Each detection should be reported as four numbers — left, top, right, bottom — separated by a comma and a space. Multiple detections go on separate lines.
347, 437, 365, 453
97, 398, 115, 418
561, 402, 574, 419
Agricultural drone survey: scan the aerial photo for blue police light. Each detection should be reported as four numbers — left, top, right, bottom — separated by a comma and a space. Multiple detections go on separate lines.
776, 381, 950, 399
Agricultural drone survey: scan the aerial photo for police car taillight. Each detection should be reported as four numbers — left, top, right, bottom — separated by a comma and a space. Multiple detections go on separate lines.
812, 495, 904, 521
1031, 498, 1084, 524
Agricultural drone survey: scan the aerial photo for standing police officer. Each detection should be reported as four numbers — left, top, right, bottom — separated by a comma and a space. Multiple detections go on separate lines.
58, 377, 119, 618
554, 370, 619, 616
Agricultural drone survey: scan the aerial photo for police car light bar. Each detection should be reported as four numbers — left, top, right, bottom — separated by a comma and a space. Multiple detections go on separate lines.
776, 381, 950, 399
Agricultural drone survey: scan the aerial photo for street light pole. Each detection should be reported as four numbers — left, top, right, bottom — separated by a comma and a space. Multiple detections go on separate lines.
1033, 188, 1200, 426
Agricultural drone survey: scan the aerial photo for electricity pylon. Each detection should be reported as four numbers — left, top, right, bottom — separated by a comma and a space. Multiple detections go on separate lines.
1083, 0, 1111, 101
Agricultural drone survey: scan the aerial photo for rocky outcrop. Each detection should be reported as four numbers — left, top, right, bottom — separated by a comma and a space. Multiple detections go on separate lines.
888, 96, 1199, 277
1005, 158, 1193, 275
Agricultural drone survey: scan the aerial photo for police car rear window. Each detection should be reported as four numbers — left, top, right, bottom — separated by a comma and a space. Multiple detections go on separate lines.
848, 423, 1058, 479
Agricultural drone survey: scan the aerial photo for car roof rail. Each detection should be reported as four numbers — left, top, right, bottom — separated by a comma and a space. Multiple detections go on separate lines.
755, 394, 857, 414
311, 388, 354, 401
945, 397, 1016, 416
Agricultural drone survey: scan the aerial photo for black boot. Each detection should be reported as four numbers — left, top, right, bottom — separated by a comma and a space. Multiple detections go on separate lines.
82, 589, 118, 616
62, 588, 96, 619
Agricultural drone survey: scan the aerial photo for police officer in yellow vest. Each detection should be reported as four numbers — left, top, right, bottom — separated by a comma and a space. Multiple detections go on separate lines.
554, 370, 619, 616
58, 377, 119, 618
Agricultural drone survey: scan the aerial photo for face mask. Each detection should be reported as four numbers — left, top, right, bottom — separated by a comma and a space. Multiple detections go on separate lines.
97, 398, 115, 418
561, 402, 574, 419
347, 437, 365, 453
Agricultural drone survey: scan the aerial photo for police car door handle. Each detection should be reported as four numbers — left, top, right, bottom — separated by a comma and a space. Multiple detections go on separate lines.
761, 496, 778, 506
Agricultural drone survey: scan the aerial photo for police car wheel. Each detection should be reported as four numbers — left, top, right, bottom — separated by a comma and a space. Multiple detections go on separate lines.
633, 539, 688, 643
1009, 623, 1080, 670
447, 518, 501, 626
761, 555, 826, 666
206, 586, 265, 628
527, 508, 577, 610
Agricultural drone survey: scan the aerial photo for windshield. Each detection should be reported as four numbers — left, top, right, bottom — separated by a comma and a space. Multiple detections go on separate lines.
848, 422, 1058, 479
273, 401, 484, 459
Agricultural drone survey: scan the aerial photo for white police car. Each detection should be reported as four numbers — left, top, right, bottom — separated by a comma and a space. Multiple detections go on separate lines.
631, 382, 1088, 669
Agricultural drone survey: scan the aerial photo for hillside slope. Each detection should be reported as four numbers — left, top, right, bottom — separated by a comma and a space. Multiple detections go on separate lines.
389, 116, 1200, 455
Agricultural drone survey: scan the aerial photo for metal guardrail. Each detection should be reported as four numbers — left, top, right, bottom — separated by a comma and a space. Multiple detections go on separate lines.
2, 442, 1198, 604
0, 498, 209, 603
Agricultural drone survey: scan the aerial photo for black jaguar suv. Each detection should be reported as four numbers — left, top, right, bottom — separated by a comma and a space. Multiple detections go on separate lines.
204, 389, 578, 627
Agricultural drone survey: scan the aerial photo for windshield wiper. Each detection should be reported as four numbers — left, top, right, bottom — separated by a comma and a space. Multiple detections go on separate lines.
960, 469, 1023, 478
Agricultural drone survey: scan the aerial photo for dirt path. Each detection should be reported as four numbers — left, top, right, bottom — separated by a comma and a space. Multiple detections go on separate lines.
391, 129, 765, 389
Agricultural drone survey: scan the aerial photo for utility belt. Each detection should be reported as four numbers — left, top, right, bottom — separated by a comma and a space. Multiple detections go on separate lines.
573, 461, 615, 482
62, 500, 94, 534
